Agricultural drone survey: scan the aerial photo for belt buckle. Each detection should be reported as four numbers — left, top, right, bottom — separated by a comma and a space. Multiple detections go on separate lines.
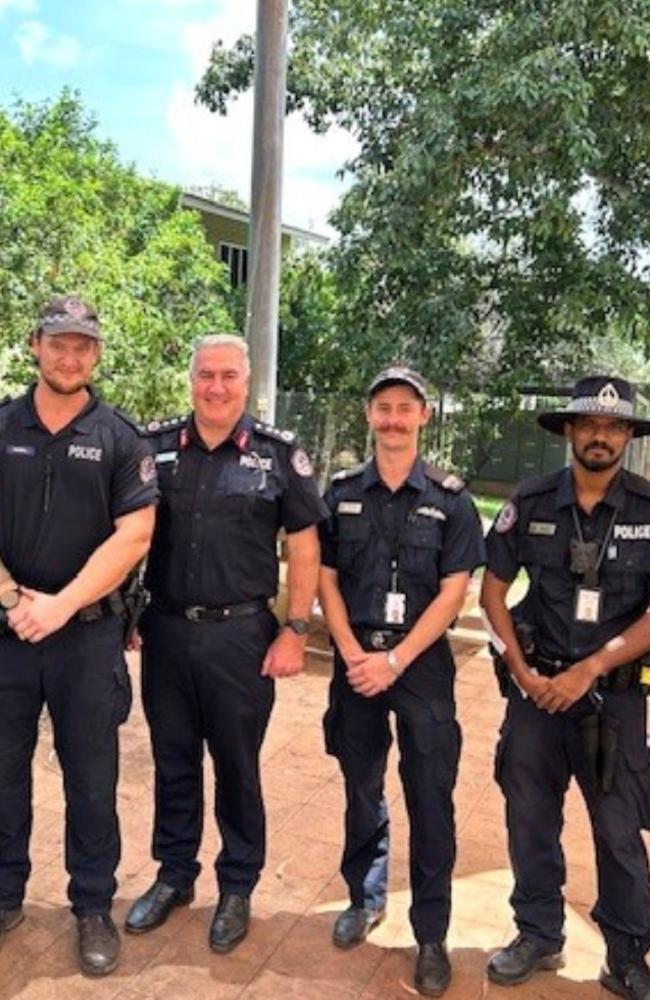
369, 630, 387, 650
185, 606, 203, 622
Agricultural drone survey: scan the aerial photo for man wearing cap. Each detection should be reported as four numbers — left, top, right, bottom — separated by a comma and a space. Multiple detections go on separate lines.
0, 296, 157, 973
319, 365, 484, 996
481, 376, 650, 998
124, 333, 328, 953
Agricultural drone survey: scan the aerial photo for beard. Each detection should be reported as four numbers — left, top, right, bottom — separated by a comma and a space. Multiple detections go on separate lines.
573, 440, 621, 472
40, 370, 88, 396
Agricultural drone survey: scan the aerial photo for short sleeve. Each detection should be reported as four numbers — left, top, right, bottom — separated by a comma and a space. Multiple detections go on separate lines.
318, 486, 338, 567
485, 496, 521, 583
439, 490, 486, 577
279, 443, 330, 533
111, 424, 159, 519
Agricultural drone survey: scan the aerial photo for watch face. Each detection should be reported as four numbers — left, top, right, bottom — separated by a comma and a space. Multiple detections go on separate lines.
287, 618, 309, 635
0, 589, 19, 610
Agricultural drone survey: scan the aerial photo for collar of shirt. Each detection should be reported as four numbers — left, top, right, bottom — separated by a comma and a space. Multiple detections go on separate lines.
19, 383, 99, 435
361, 455, 427, 493
187, 411, 254, 453
554, 465, 627, 512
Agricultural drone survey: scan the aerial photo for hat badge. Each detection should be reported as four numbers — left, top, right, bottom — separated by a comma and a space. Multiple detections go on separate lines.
597, 383, 619, 409
65, 299, 87, 320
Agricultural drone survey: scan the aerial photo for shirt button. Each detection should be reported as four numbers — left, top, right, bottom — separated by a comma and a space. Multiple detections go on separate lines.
195, 512, 201, 519
200, 484, 206, 491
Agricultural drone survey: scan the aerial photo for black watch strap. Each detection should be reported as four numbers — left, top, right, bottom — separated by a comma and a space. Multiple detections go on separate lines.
285, 618, 309, 636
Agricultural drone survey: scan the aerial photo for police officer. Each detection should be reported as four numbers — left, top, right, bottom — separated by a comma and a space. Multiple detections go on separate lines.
481, 376, 650, 999
319, 366, 484, 997
125, 333, 327, 951
0, 296, 157, 974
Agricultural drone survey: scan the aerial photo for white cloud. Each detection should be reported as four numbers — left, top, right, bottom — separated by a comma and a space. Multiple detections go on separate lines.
164, 1, 358, 235
0, 0, 37, 17
15, 19, 80, 68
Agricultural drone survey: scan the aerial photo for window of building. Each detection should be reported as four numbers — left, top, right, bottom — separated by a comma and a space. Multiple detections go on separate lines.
219, 241, 249, 286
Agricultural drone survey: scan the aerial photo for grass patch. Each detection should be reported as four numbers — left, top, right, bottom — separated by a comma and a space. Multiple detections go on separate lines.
474, 494, 504, 523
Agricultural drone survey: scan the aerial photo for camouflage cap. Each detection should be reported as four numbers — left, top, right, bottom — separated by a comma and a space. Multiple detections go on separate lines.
368, 365, 428, 403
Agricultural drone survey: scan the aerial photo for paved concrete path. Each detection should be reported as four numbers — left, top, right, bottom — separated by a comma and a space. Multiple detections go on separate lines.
0, 595, 640, 999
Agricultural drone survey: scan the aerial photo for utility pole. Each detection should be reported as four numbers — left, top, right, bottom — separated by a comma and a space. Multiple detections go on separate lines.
245, 0, 288, 423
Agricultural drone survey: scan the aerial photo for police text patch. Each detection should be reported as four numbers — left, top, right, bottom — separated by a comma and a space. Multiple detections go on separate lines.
68, 444, 103, 462
613, 524, 650, 541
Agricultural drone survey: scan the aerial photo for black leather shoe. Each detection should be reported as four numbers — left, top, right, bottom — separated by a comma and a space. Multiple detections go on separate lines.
209, 894, 250, 953
0, 906, 24, 933
415, 942, 451, 997
332, 906, 386, 949
77, 914, 120, 976
487, 934, 565, 985
599, 957, 650, 1000
125, 881, 194, 934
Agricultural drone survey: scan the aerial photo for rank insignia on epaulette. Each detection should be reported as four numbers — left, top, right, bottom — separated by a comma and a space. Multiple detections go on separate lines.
441, 474, 464, 492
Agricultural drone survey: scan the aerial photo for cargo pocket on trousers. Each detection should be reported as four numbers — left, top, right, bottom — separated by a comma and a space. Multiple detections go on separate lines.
113, 655, 133, 725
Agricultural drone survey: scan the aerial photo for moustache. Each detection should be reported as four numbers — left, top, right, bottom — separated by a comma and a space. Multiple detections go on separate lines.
377, 424, 409, 434
585, 440, 614, 455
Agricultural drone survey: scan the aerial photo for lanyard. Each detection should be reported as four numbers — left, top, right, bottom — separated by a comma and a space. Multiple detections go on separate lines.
571, 503, 618, 587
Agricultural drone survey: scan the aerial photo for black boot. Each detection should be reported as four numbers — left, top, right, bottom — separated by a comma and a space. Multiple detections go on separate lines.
209, 894, 250, 953
414, 942, 451, 996
332, 906, 385, 948
487, 934, 564, 986
77, 914, 120, 976
125, 881, 194, 934
601, 932, 650, 1000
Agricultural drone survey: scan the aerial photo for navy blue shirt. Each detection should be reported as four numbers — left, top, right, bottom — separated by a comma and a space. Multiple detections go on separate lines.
486, 467, 650, 661
320, 456, 485, 629
146, 412, 328, 608
0, 387, 158, 592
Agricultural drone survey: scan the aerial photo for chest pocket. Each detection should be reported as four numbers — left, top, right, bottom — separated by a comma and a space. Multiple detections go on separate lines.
399, 516, 444, 586
519, 537, 571, 599
604, 543, 650, 606
336, 514, 370, 573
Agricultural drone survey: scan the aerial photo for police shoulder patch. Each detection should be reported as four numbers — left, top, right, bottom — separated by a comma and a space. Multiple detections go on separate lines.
254, 421, 295, 445
423, 463, 465, 493
495, 500, 518, 534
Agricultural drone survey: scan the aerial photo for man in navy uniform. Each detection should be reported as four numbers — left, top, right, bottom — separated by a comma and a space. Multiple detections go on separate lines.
125, 333, 327, 952
318, 366, 484, 997
481, 376, 650, 999
0, 296, 157, 974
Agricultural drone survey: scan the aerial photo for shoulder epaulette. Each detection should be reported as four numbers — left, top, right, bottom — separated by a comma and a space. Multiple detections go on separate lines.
253, 420, 295, 445
518, 470, 562, 499
332, 459, 370, 482
622, 469, 650, 499
423, 463, 465, 493
143, 415, 188, 436
113, 407, 146, 435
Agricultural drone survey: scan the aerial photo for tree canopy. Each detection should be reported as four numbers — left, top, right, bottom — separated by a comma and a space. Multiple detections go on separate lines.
197, 0, 650, 403
0, 91, 233, 418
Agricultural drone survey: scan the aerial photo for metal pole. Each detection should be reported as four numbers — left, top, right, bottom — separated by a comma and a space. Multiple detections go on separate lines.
245, 0, 288, 424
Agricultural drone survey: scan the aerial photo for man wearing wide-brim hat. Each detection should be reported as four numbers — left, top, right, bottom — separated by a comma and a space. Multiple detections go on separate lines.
481, 374, 650, 1000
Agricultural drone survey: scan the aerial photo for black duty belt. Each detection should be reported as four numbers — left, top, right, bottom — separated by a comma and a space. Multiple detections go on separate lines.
531, 654, 640, 693
355, 627, 405, 652
76, 590, 124, 623
531, 655, 572, 678
153, 598, 269, 623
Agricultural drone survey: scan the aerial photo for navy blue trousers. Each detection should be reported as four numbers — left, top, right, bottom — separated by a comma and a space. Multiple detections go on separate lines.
140, 606, 276, 896
324, 652, 461, 944
0, 617, 130, 915
496, 686, 650, 950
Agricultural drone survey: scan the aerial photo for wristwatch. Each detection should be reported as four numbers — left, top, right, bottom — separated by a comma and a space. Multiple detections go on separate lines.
0, 587, 19, 610
285, 618, 310, 636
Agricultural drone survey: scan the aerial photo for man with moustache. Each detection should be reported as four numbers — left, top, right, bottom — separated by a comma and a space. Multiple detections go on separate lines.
481, 376, 650, 999
125, 333, 327, 952
318, 366, 484, 997
0, 296, 157, 973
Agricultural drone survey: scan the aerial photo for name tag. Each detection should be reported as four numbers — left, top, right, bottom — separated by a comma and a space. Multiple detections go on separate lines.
575, 587, 602, 624
6, 445, 35, 456
338, 501, 363, 515
416, 505, 446, 521
155, 451, 178, 464
528, 521, 557, 536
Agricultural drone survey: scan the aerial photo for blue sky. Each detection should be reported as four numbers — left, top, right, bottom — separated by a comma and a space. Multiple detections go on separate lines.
0, 0, 356, 234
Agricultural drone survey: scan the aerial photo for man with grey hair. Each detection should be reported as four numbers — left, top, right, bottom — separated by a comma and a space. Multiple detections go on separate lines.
125, 333, 328, 952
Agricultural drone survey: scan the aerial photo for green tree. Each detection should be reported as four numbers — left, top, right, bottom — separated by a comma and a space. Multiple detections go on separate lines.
197, 0, 650, 470
0, 90, 233, 418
